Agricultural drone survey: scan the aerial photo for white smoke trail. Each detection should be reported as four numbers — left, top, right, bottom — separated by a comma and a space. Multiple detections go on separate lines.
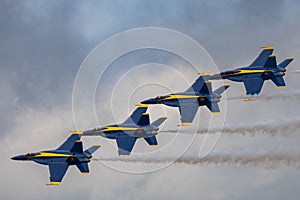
95, 153, 300, 169
161, 118, 300, 136
225, 90, 300, 101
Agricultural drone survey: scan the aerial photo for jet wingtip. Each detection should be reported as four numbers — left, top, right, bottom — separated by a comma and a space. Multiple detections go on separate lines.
135, 104, 148, 108
212, 112, 220, 114
242, 97, 256, 102
277, 86, 286, 88
47, 182, 61, 186
70, 130, 83, 134
177, 122, 192, 126
119, 154, 130, 157
198, 72, 211, 76
261, 45, 275, 50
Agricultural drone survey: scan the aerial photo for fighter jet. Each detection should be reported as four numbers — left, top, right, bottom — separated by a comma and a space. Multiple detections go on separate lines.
141, 75, 230, 126
83, 104, 167, 156
11, 132, 100, 185
209, 46, 293, 99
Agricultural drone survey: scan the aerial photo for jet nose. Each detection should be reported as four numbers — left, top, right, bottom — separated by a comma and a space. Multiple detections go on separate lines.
11, 155, 27, 161
141, 98, 159, 104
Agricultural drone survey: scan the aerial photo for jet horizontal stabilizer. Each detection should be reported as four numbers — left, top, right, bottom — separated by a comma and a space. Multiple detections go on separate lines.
278, 57, 294, 69
150, 116, 167, 127
84, 145, 101, 155
213, 84, 230, 95
76, 162, 89, 174
206, 102, 220, 113
144, 135, 158, 146
271, 76, 286, 87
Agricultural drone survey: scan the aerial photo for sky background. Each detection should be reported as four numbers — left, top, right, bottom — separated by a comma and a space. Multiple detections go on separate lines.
1, 0, 300, 199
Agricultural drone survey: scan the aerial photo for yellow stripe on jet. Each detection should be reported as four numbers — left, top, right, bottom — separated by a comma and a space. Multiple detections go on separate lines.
232, 69, 268, 75
261, 46, 274, 50
135, 104, 148, 108
70, 130, 83, 134
163, 94, 199, 100
34, 152, 72, 158
102, 126, 140, 132
47, 182, 61, 185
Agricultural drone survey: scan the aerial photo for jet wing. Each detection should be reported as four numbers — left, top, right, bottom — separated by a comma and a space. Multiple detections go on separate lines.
243, 78, 265, 95
178, 102, 199, 126
250, 46, 274, 67
48, 162, 69, 185
116, 136, 137, 156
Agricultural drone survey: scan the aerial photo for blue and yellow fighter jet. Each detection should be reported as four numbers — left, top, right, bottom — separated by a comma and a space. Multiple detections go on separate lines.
141, 75, 230, 126
209, 46, 294, 99
11, 132, 100, 185
83, 104, 167, 156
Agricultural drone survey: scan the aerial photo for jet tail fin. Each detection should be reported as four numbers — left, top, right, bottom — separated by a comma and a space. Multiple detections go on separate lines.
137, 113, 150, 126
213, 84, 230, 95
185, 74, 210, 93
150, 116, 167, 127
263, 55, 277, 69
123, 104, 148, 124
84, 145, 101, 155
278, 57, 294, 68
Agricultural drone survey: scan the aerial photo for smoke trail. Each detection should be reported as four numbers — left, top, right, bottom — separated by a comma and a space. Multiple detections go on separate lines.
96, 153, 300, 168
161, 118, 300, 136
226, 90, 300, 101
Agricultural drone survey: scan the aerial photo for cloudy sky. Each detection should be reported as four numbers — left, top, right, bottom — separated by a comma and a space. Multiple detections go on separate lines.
1, 0, 300, 199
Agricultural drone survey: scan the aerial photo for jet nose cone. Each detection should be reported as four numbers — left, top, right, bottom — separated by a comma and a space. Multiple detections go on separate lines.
141, 98, 160, 104
11, 155, 27, 161
141, 98, 157, 104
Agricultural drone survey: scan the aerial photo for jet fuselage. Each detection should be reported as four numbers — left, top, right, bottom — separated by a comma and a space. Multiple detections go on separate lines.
142, 92, 222, 108
11, 150, 92, 166
219, 66, 286, 82
84, 124, 159, 139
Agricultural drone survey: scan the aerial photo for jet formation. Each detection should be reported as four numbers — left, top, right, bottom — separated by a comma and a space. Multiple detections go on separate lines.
11, 45, 293, 184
